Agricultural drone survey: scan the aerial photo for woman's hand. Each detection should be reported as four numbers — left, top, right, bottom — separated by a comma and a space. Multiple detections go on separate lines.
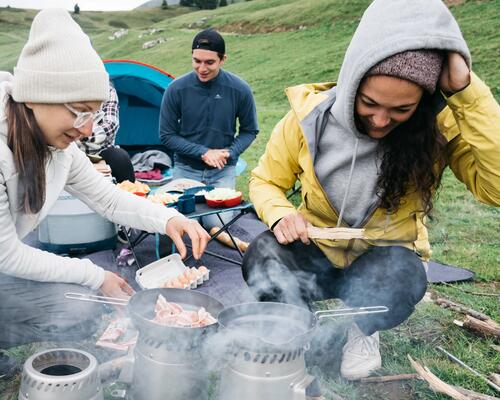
439, 52, 470, 96
273, 212, 311, 245
166, 216, 210, 259
99, 271, 134, 299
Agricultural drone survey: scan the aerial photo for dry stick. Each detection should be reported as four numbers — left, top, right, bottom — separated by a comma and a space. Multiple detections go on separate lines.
359, 373, 420, 383
436, 346, 500, 393
489, 374, 500, 387
453, 316, 500, 340
408, 355, 469, 400
307, 226, 366, 240
451, 386, 500, 400
438, 281, 500, 297
431, 293, 491, 321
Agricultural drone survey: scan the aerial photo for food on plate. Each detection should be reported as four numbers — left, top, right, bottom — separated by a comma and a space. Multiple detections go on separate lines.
161, 266, 209, 289
117, 180, 151, 195
147, 192, 179, 205
152, 294, 217, 328
205, 188, 242, 201
209, 227, 249, 252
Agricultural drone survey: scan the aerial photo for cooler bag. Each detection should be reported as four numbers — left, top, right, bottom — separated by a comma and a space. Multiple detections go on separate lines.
38, 191, 117, 254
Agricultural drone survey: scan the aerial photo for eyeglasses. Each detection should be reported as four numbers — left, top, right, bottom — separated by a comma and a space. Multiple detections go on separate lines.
64, 103, 104, 129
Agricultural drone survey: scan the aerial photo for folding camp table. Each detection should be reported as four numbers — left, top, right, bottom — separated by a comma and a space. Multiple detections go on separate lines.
122, 201, 254, 268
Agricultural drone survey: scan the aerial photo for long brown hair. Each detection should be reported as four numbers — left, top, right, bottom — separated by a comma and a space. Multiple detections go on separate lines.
375, 91, 447, 215
5, 96, 50, 214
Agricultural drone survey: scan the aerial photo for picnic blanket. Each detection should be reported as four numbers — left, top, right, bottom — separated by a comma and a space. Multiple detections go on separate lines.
23, 212, 474, 307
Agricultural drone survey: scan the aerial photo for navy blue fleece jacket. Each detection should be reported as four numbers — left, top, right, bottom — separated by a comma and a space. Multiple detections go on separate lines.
159, 69, 259, 170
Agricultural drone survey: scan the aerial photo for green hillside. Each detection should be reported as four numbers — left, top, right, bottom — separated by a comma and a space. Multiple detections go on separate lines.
0, 1, 499, 399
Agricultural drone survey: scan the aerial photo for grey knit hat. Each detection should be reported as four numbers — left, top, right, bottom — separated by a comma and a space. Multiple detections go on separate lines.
12, 8, 109, 103
366, 50, 444, 93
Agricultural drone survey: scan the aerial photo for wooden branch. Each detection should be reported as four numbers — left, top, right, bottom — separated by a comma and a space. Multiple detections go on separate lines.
408, 355, 469, 400
451, 386, 500, 400
359, 373, 420, 383
432, 295, 490, 321
489, 373, 500, 387
307, 226, 365, 240
454, 315, 500, 340
439, 281, 500, 297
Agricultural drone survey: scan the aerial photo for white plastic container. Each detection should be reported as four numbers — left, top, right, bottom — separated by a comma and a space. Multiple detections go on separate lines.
135, 253, 209, 290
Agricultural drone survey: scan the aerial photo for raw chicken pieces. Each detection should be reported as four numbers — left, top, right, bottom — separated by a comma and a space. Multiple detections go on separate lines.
152, 294, 217, 328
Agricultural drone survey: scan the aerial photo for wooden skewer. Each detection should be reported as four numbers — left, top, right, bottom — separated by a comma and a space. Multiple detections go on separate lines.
307, 226, 366, 240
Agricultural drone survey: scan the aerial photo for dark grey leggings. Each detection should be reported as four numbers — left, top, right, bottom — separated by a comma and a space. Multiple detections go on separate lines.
0, 274, 103, 348
242, 231, 427, 335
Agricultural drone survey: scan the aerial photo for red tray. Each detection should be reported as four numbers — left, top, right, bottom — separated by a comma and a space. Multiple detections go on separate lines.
206, 193, 242, 208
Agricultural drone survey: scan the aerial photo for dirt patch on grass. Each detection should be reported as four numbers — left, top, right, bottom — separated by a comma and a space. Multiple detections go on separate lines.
356, 381, 416, 400
444, 0, 466, 6
219, 21, 307, 34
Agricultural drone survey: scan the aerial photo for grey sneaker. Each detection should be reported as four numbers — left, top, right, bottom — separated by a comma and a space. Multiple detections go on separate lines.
340, 323, 381, 380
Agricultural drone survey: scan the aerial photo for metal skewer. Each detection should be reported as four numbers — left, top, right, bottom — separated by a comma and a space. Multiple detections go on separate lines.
65, 292, 129, 306
436, 346, 500, 393
315, 306, 389, 319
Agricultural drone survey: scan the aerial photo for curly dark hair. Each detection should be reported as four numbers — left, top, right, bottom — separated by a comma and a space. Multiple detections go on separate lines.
374, 92, 447, 215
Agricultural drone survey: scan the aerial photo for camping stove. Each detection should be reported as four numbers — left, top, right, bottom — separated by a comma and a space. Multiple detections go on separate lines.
218, 345, 315, 400
18, 348, 103, 400
129, 329, 209, 400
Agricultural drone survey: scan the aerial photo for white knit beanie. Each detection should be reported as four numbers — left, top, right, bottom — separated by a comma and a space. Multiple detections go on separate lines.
12, 8, 109, 103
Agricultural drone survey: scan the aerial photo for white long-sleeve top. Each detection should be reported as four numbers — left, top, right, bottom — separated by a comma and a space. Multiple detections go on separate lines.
0, 74, 181, 290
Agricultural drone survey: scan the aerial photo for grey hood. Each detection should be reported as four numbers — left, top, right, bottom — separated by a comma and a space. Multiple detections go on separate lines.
331, 0, 470, 134
311, 0, 470, 227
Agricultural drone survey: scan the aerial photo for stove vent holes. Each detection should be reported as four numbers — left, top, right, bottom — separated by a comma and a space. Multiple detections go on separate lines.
241, 348, 303, 364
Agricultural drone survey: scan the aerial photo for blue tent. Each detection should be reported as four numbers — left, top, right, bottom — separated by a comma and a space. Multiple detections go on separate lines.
103, 59, 175, 154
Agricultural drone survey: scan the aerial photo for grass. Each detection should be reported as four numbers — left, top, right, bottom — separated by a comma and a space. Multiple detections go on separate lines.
0, 0, 499, 399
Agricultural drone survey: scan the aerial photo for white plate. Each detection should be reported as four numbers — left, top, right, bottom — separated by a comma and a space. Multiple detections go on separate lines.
155, 178, 204, 194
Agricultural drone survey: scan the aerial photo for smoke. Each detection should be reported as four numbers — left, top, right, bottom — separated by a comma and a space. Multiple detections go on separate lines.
242, 232, 326, 310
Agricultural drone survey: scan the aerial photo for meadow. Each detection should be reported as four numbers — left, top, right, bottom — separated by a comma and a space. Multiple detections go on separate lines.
0, 0, 498, 398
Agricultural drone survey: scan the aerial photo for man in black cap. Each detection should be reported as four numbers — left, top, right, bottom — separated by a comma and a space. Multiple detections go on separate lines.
159, 29, 258, 191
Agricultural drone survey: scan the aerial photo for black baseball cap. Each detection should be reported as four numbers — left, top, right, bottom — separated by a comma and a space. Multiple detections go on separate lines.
192, 29, 225, 55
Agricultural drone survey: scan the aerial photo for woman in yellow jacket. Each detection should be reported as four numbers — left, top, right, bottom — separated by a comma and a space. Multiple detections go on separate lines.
243, 0, 500, 381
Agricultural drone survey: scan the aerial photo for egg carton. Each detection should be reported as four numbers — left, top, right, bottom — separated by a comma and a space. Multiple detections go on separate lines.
135, 253, 209, 290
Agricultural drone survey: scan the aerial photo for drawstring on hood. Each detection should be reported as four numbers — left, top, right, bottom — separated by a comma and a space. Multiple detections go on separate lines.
336, 138, 359, 228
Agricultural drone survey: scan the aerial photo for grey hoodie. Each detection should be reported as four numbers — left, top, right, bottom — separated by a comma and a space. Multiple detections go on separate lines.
309, 0, 470, 226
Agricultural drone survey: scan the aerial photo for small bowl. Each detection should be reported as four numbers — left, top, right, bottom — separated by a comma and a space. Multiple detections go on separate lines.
206, 193, 242, 208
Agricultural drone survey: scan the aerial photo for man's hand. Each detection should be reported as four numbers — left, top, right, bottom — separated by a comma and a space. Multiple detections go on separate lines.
439, 52, 470, 96
99, 271, 134, 299
166, 216, 210, 259
201, 149, 230, 169
273, 212, 311, 245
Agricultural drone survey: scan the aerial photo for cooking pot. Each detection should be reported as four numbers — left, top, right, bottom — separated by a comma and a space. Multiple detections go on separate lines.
66, 288, 224, 346
217, 302, 388, 351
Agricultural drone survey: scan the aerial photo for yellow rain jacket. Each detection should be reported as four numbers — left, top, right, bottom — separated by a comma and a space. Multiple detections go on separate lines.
250, 73, 500, 267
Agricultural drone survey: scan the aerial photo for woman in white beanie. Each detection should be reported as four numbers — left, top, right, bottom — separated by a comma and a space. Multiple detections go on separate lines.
0, 8, 209, 374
